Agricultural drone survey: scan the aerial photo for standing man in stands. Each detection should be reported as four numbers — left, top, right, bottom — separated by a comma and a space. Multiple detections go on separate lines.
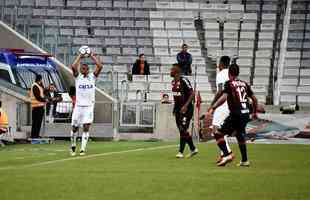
176, 44, 192, 76
30, 74, 46, 138
207, 64, 258, 167
132, 54, 150, 75
70, 52, 103, 156
171, 63, 198, 158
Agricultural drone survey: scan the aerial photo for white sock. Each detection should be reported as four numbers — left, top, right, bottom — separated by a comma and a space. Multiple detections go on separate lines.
70, 130, 77, 147
81, 132, 89, 152
224, 135, 232, 153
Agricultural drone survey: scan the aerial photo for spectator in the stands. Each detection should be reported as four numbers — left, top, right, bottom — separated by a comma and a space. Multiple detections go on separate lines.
45, 83, 63, 123
30, 74, 46, 138
161, 93, 171, 104
176, 44, 192, 76
132, 54, 150, 75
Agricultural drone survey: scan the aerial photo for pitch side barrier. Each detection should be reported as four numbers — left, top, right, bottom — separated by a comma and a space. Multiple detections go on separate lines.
41, 100, 117, 139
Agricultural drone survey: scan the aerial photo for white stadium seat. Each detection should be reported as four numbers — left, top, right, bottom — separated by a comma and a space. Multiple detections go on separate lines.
148, 75, 162, 83
132, 75, 147, 82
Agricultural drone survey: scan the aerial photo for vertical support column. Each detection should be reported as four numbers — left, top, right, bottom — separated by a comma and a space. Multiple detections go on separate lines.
274, 0, 292, 105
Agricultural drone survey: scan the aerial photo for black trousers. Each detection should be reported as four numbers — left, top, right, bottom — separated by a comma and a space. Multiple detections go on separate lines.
175, 111, 193, 137
31, 107, 44, 138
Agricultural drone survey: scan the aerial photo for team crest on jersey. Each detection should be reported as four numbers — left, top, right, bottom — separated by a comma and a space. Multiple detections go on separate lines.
78, 84, 94, 89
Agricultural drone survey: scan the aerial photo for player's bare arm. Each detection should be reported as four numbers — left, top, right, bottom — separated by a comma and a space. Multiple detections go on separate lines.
210, 83, 224, 107
90, 53, 103, 77
181, 91, 195, 114
208, 93, 228, 114
71, 54, 82, 77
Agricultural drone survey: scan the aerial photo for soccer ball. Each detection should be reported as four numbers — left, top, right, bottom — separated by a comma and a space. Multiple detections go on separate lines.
79, 45, 91, 57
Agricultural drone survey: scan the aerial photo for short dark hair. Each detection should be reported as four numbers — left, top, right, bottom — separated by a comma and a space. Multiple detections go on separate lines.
35, 74, 42, 82
229, 63, 239, 77
220, 56, 230, 68
0, 100, 2, 107
182, 44, 188, 48
173, 63, 179, 67
139, 53, 145, 58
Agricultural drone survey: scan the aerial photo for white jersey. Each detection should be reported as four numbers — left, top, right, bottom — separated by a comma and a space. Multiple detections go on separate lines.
75, 73, 96, 106
212, 68, 229, 127
216, 69, 229, 91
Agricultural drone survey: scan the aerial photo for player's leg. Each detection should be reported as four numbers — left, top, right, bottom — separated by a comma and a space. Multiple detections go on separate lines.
70, 106, 80, 156
236, 114, 251, 166
215, 115, 234, 166
79, 106, 94, 155
80, 123, 90, 155
182, 108, 198, 157
70, 126, 79, 156
175, 112, 185, 158
212, 106, 233, 162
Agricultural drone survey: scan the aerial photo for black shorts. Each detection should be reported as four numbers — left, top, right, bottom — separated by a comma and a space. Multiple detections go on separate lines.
218, 113, 250, 136
174, 106, 193, 134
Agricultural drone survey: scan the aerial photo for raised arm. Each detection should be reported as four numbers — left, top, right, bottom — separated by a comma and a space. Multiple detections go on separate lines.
90, 53, 103, 77
71, 54, 82, 77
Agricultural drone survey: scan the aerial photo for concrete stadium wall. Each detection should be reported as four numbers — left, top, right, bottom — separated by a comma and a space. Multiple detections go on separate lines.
0, 92, 29, 139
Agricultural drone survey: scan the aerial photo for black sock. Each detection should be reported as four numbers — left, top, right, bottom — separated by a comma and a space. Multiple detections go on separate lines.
238, 143, 248, 162
71, 146, 76, 152
217, 141, 229, 156
179, 137, 186, 153
186, 136, 196, 151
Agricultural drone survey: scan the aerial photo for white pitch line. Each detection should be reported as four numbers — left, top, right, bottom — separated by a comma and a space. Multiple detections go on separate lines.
0, 145, 176, 171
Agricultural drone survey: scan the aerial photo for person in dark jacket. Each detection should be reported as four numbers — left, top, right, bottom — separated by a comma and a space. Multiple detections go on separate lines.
176, 44, 193, 76
44, 83, 63, 122
132, 54, 150, 75
30, 74, 46, 138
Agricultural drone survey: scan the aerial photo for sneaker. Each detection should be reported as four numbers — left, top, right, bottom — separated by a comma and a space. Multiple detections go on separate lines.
216, 155, 223, 164
79, 150, 86, 156
176, 152, 184, 158
217, 154, 233, 166
237, 161, 250, 167
186, 148, 198, 158
216, 152, 234, 163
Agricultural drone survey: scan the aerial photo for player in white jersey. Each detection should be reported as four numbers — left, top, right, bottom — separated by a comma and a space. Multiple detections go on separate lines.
70, 53, 103, 156
210, 56, 233, 162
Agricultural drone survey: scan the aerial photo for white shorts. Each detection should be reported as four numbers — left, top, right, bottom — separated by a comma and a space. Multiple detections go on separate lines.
71, 105, 94, 127
212, 102, 229, 127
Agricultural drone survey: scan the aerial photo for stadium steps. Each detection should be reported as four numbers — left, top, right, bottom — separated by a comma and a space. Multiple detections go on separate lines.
194, 17, 217, 93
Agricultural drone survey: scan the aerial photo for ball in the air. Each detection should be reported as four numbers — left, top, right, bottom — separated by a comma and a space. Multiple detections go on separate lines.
79, 45, 91, 57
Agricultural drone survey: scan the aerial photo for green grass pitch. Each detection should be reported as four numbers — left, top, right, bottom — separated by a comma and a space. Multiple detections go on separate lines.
0, 141, 310, 200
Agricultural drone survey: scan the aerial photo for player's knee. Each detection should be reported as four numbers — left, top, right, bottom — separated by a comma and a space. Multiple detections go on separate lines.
236, 133, 246, 144
83, 124, 90, 132
180, 131, 189, 139
214, 131, 224, 140
72, 126, 78, 133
